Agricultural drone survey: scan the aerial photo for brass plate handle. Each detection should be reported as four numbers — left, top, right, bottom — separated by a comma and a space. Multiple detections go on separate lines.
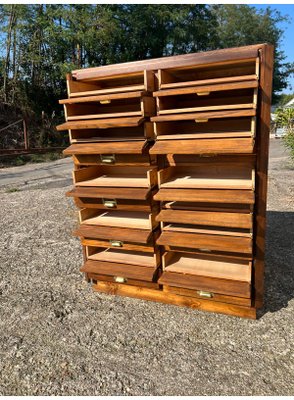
100, 154, 115, 164
114, 276, 127, 283
102, 198, 117, 208
110, 240, 123, 247
196, 91, 210, 96
100, 99, 111, 104
197, 290, 213, 298
195, 119, 208, 123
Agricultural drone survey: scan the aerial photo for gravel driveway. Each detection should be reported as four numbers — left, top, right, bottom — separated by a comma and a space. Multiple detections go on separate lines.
0, 140, 293, 395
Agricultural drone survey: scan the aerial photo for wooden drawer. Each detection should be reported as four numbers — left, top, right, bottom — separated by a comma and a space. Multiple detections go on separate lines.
159, 252, 252, 298
80, 237, 158, 253
64, 141, 156, 166
81, 259, 159, 284
67, 70, 155, 97
154, 188, 255, 205
163, 286, 252, 307
56, 117, 153, 142
67, 186, 158, 212
73, 165, 157, 189
79, 209, 158, 231
157, 224, 252, 254
156, 209, 253, 230
60, 92, 155, 120
158, 162, 254, 190
154, 85, 257, 116
88, 273, 160, 289
153, 117, 256, 140
158, 58, 259, 90
85, 246, 160, 268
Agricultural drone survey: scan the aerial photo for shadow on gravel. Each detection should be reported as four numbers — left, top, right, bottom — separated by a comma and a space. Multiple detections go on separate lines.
259, 210, 294, 317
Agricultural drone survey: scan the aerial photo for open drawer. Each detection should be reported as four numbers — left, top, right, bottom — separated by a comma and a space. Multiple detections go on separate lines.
158, 162, 254, 190
85, 246, 160, 268
79, 209, 158, 231
159, 252, 252, 298
56, 116, 148, 136
156, 208, 253, 230
66, 186, 157, 212
154, 84, 258, 116
80, 235, 159, 253
154, 188, 255, 205
157, 223, 252, 254
67, 70, 155, 97
73, 165, 157, 189
63, 141, 156, 166
158, 57, 259, 90
60, 91, 155, 120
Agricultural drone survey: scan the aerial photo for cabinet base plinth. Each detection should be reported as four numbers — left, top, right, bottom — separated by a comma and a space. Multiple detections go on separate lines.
93, 281, 257, 319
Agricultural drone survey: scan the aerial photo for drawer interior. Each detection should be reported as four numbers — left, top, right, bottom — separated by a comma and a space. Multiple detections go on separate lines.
73, 165, 157, 188
162, 252, 251, 281
86, 247, 159, 268
68, 71, 153, 97
158, 164, 254, 190
154, 117, 255, 140
159, 252, 252, 297
79, 209, 157, 230
159, 58, 259, 89
64, 97, 142, 120
157, 88, 257, 115
69, 123, 152, 143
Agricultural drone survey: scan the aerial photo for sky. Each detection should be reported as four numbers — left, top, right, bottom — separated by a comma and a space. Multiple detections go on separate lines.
254, 4, 294, 94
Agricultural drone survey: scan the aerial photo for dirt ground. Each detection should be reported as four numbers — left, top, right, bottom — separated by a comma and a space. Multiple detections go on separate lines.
0, 139, 293, 395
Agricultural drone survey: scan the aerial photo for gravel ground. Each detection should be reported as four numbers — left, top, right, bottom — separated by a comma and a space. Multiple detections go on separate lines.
0, 140, 293, 395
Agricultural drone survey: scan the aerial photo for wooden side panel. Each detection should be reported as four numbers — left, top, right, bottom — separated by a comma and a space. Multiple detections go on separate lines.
254, 44, 274, 308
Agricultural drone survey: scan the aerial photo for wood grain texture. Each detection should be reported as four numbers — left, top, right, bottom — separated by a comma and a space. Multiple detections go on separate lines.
64, 140, 148, 155
88, 273, 160, 289
151, 109, 256, 123
154, 188, 255, 204
66, 187, 151, 200
56, 116, 144, 131
81, 259, 157, 281
150, 138, 254, 155
59, 90, 146, 104
253, 44, 274, 308
156, 209, 252, 229
72, 45, 260, 80
74, 224, 152, 244
157, 230, 252, 254
158, 271, 251, 298
93, 281, 256, 319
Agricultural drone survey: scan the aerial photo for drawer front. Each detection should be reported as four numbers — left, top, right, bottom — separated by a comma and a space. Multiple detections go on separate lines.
88, 273, 160, 289
72, 153, 155, 166
74, 197, 156, 212
163, 286, 252, 307
81, 238, 156, 252
157, 230, 252, 254
81, 259, 159, 283
159, 272, 251, 298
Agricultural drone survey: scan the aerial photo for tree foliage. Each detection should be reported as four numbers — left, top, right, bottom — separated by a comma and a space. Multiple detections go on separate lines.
0, 4, 293, 146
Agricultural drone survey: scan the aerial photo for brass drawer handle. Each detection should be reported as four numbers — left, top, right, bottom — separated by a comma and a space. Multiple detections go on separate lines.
114, 276, 127, 283
195, 119, 208, 123
102, 198, 117, 208
197, 290, 213, 298
199, 248, 212, 252
100, 99, 111, 104
110, 240, 123, 247
196, 91, 210, 96
100, 154, 115, 164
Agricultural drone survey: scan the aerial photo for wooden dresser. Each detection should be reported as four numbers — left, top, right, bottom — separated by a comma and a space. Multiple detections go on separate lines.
57, 44, 274, 319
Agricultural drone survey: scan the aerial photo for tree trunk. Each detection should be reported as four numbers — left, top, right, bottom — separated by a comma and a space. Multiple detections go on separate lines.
3, 5, 16, 103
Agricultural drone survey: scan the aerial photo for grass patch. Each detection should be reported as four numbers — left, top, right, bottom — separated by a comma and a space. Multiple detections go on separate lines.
6, 187, 20, 193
